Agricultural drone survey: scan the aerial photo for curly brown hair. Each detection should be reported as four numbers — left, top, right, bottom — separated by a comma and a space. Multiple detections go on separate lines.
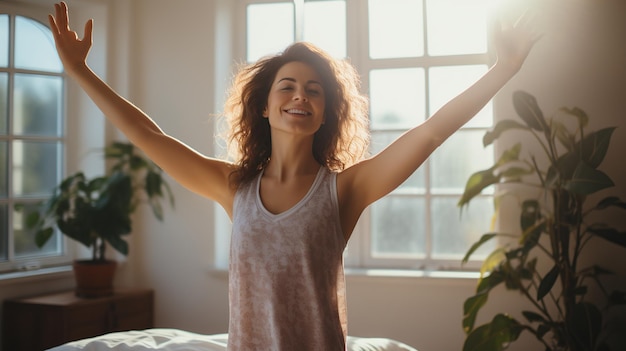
224, 42, 370, 187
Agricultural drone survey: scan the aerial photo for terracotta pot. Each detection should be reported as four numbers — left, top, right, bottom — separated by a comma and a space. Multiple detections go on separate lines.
72, 260, 117, 298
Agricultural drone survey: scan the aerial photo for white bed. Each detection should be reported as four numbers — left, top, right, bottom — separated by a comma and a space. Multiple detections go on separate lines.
47, 329, 418, 351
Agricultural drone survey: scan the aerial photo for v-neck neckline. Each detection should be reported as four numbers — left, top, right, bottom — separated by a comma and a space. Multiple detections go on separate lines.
256, 166, 325, 220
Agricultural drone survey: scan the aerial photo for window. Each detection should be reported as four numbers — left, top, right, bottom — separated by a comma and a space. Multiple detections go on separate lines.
0, 8, 69, 273
231, 0, 496, 270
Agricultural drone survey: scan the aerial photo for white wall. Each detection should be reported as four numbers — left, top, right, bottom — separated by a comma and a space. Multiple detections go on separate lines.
2, 0, 626, 350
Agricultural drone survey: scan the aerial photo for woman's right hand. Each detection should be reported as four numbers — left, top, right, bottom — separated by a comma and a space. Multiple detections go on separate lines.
48, 1, 93, 75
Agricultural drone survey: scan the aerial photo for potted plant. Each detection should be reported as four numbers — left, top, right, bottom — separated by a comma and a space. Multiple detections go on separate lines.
458, 91, 626, 351
28, 141, 174, 297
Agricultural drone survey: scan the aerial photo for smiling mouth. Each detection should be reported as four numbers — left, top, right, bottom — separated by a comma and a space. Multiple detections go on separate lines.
284, 108, 311, 116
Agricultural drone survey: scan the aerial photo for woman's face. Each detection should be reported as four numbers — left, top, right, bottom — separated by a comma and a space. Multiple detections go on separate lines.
263, 61, 326, 138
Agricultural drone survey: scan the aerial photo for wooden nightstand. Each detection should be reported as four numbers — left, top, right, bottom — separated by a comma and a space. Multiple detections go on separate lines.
2, 288, 154, 351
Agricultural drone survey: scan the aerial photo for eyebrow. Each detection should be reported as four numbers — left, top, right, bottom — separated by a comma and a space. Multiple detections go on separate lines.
277, 77, 323, 86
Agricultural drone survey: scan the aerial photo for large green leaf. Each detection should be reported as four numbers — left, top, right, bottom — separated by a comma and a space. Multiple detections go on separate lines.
463, 271, 509, 333
480, 248, 506, 278
476, 269, 505, 294
35, 228, 54, 248
579, 127, 616, 168
483, 120, 528, 146
130, 154, 149, 170
25, 211, 41, 228
105, 235, 129, 256
463, 314, 524, 351
462, 233, 498, 264
458, 167, 499, 207
594, 196, 626, 210
463, 293, 489, 333
537, 264, 559, 301
145, 170, 163, 197
587, 226, 626, 248
513, 90, 549, 132
545, 128, 614, 188
105, 141, 134, 157
458, 144, 522, 207
546, 151, 579, 186
496, 143, 522, 166
522, 310, 548, 324
566, 162, 614, 195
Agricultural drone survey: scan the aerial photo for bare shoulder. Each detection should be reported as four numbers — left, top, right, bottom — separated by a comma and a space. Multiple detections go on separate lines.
193, 157, 238, 213
158, 148, 237, 217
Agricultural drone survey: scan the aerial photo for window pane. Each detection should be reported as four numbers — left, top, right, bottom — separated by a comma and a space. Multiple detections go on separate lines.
12, 141, 61, 197
431, 196, 494, 260
247, 3, 294, 62
0, 73, 7, 134
369, 0, 424, 59
14, 203, 61, 258
15, 16, 63, 72
370, 68, 425, 129
0, 204, 7, 261
371, 131, 425, 192
14, 74, 63, 137
430, 130, 493, 193
429, 64, 491, 128
426, 0, 489, 56
371, 196, 426, 258
303, 1, 346, 58
0, 141, 6, 197
0, 15, 8, 67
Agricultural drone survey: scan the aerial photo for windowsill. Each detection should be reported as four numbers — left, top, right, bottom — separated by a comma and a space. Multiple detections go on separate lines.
344, 267, 480, 280
208, 266, 481, 281
0, 265, 74, 286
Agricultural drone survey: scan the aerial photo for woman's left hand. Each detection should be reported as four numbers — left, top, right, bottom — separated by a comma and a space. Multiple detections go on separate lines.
494, 10, 542, 74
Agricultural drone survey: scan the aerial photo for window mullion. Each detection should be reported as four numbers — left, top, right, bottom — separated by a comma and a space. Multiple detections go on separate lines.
293, 0, 303, 41
5, 14, 15, 263
422, 1, 433, 268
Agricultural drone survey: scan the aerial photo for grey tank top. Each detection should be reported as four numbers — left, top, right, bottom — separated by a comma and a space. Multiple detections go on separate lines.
228, 167, 348, 351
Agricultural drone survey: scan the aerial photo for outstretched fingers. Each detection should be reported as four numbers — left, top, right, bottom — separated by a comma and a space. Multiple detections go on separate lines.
55, 2, 69, 32
514, 9, 543, 43
83, 17, 93, 43
48, 2, 94, 72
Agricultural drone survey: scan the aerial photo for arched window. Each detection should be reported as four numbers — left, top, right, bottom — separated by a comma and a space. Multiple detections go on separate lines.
0, 9, 69, 273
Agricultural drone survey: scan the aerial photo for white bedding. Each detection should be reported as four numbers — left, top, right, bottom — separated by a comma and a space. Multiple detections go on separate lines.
47, 329, 418, 351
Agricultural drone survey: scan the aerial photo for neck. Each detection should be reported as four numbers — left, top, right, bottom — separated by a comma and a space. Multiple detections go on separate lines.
265, 134, 320, 181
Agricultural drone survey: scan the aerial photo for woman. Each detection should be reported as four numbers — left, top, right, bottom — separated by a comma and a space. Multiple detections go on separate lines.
49, 2, 538, 350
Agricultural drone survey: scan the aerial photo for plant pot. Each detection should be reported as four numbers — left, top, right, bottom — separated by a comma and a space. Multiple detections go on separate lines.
72, 259, 117, 298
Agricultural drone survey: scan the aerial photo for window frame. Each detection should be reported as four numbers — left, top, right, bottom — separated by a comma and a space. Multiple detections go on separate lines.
0, 3, 73, 274
350, 0, 495, 271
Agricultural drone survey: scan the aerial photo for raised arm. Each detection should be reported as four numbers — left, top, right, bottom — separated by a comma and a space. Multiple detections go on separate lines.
49, 2, 235, 214
338, 12, 540, 234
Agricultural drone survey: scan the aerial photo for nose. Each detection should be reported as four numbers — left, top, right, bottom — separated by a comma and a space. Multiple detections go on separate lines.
292, 88, 308, 102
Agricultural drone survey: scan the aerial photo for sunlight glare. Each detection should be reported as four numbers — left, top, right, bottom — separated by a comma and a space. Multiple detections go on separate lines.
426, 0, 496, 56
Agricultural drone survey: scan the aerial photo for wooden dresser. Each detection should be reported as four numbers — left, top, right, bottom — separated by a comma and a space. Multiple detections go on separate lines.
2, 288, 153, 351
